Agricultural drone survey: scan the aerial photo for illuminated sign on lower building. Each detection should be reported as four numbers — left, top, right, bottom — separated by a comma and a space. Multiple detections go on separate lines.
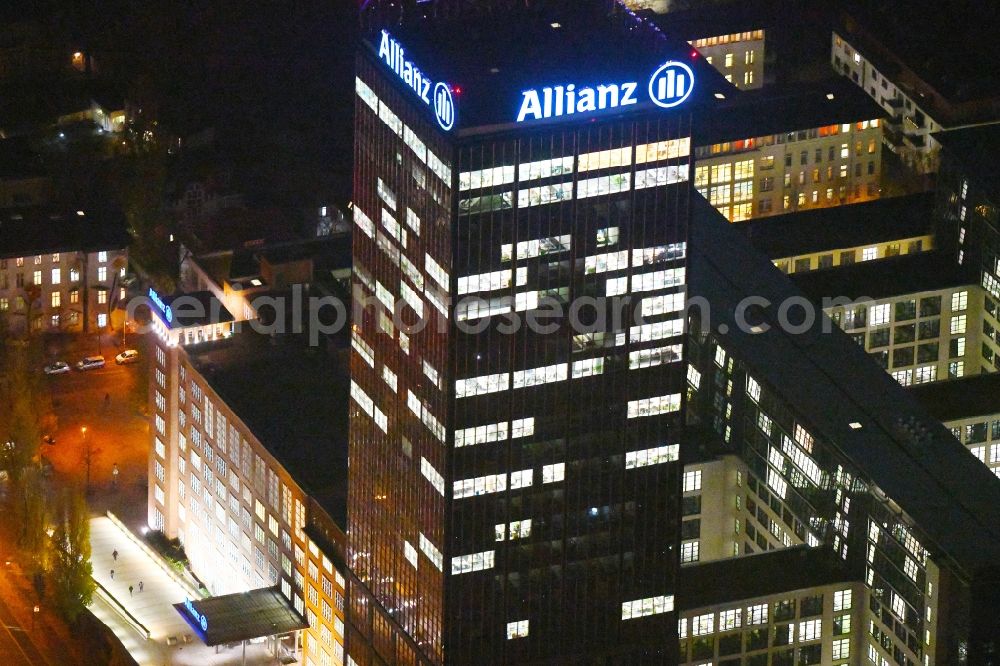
183, 597, 208, 632
516, 60, 695, 122
148, 287, 173, 323
377, 30, 455, 131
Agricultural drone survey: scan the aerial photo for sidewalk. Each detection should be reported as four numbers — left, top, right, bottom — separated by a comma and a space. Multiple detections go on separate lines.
0, 560, 81, 665
88, 516, 283, 666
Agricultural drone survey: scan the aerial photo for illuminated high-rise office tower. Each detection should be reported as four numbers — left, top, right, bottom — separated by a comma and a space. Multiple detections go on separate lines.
345, 1, 728, 663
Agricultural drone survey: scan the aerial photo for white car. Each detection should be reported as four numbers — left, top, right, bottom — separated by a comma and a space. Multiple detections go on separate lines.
75, 356, 106, 371
43, 361, 70, 376
115, 349, 140, 365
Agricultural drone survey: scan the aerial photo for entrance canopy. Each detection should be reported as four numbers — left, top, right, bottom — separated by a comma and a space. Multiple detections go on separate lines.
173, 587, 308, 646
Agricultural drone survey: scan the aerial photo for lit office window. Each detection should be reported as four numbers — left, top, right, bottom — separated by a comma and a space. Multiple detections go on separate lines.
691, 613, 715, 636
518, 156, 573, 182
451, 550, 495, 575
625, 444, 679, 469
680, 541, 699, 563
683, 470, 702, 492
621, 595, 673, 620
419, 534, 443, 571
506, 620, 529, 639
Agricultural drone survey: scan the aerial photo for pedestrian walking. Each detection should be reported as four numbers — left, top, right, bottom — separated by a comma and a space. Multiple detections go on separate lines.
110, 569, 114, 580
112, 463, 120, 487
138, 581, 143, 593
112, 549, 118, 561
128, 585, 133, 597
104, 392, 110, 405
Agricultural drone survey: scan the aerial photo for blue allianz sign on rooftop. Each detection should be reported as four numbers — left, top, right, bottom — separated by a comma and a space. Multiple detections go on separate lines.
148, 287, 173, 323
516, 60, 694, 123
378, 30, 455, 131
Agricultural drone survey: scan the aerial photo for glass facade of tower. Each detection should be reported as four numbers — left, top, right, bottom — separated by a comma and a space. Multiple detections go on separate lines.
349, 44, 695, 665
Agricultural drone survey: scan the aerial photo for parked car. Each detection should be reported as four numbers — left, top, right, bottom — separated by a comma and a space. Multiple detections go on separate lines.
115, 349, 140, 365
75, 356, 106, 371
43, 361, 70, 375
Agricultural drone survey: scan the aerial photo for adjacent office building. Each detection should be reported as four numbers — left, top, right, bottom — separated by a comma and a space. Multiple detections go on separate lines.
831, 7, 1000, 174
643, 3, 767, 91
693, 79, 884, 222
146, 289, 352, 666
348, 0, 729, 663
0, 207, 128, 334
683, 196, 1000, 665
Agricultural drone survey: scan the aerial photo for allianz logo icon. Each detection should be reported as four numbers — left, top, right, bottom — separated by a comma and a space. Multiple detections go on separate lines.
434, 82, 455, 131
516, 59, 695, 123
378, 30, 456, 131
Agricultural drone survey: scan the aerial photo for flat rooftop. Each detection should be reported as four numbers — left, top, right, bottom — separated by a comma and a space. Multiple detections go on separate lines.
936, 123, 1000, 203
360, 0, 732, 133
790, 251, 967, 302
690, 195, 1000, 579
908, 372, 1000, 424
0, 207, 129, 259
740, 193, 935, 259
642, 0, 772, 42
185, 327, 350, 525
694, 77, 885, 145
174, 587, 308, 647
679, 546, 851, 610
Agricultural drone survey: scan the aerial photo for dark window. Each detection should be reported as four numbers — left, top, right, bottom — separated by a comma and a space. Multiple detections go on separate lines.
917, 342, 939, 363
800, 595, 823, 617
892, 347, 915, 367
919, 296, 941, 317
681, 519, 701, 539
893, 324, 915, 344
918, 319, 940, 340
869, 329, 890, 348
818, 254, 834, 269
774, 600, 795, 621
794, 258, 811, 272
966, 422, 988, 444
894, 299, 916, 320
840, 250, 856, 265
798, 644, 823, 665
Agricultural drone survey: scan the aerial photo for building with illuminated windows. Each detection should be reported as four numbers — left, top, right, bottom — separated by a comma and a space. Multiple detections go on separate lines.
347, 0, 730, 663
910, 372, 1000, 481
831, 6, 1000, 175
0, 207, 128, 334
693, 79, 884, 222
643, 4, 768, 91
682, 196, 1000, 665
145, 291, 354, 666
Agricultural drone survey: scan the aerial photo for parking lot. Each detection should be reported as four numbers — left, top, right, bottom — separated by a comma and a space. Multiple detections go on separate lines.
37, 331, 151, 525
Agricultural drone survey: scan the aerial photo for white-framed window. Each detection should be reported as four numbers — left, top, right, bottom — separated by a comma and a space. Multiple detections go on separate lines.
719, 608, 742, 630
506, 620, 529, 639
798, 619, 822, 641
541, 463, 564, 484
832, 637, 851, 660
680, 541, 700, 563
682, 470, 702, 493
451, 550, 495, 575
621, 595, 673, 620
870, 303, 890, 326
951, 290, 968, 311
691, 613, 714, 636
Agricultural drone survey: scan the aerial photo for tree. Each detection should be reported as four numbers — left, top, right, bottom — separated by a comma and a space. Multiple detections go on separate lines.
49, 486, 95, 624
0, 341, 56, 572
